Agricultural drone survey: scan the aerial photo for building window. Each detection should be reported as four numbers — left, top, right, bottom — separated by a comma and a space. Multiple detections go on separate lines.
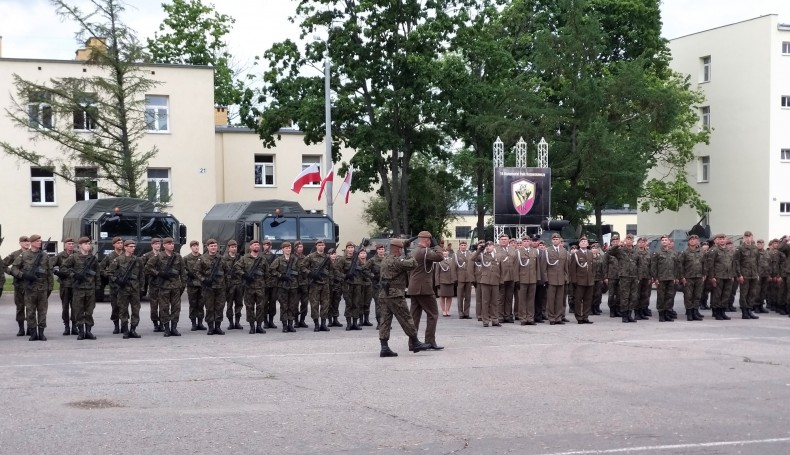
783, 42, 790, 55
700, 106, 710, 129
31, 167, 56, 205
73, 94, 98, 131
301, 155, 321, 187
781, 202, 790, 214
698, 156, 710, 183
626, 224, 637, 235
75, 167, 98, 201
782, 149, 790, 162
28, 92, 54, 129
147, 168, 171, 204
145, 95, 169, 132
254, 155, 275, 186
782, 96, 790, 108
700, 56, 711, 82
455, 226, 472, 238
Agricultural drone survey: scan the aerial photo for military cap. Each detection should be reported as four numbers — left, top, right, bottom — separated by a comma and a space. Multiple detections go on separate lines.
123, 239, 136, 247
374, 242, 384, 249
625, 233, 634, 239
151, 238, 161, 244
281, 241, 292, 248
531, 234, 541, 241
756, 239, 765, 244
637, 236, 646, 242
19, 235, 29, 242
578, 236, 587, 242
345, 241, 355, 247
688, 234, 699, 240
78, 236, 91, 244
551, 233, 561, 239
294, 240, 303, 247
112, 236, 123, 244
262, 239, 271, 245
714, 233, 726, 239
227, 239, 238, 247
29, 234, 41, 242
611, 234, 620, 240
249, 239, 260, 245
189, 240, 199, 247
63, 238, 75, 243
390, 239, 404, 248
538, 240, 545, 245
316, 239, 325, 246
744, 230, 753, 237
163, 237, 174, 244
327, 247, 336, 254
459, 240, 467, 245
590, 240, 599, 246
417, 231, 432, 238
206, 238, 217, 245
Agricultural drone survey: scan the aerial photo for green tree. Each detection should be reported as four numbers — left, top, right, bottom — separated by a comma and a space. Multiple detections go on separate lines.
254, 0, 484, 236
0, 0, 158, 199
147, 0, 241, 110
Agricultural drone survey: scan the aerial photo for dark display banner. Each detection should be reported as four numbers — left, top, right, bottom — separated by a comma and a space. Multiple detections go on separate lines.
493, 167, 551, 225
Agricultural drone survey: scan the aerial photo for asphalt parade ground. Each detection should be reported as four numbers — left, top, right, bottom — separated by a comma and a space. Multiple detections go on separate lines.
1, 291, 790, 455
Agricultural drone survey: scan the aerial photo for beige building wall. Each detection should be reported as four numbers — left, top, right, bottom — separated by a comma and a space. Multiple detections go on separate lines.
0, 57, 216, 251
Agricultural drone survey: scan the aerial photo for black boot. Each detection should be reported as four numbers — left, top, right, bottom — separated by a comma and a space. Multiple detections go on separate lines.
713, 308, 723, 320
268, 315, 278, 329
297, 314, 309, 328
113, 320, 120, 334
380, 339, 398, 357
408, 335, 432, 353
659, 311, 667, 322
628, 311, 636, 323
741, 308, 750, 320
234, 315, 243, 330
190, 318, 198, 331
351, 318, 362, 330
153, 321, 163, 332
16, 321, 25, 337
213, 320, 225, 335
622, 311, 629, 323
313, 318, 320, 332
163, 322, 171, 337
331, 316, 343, 327
227, 316, 235, 330
644, 308, 653, 317
29, 326, 39, 341
71, 323, 79, 335
668, 309, 678, 320
320, 319, 330, 332
63, 322, 70, 336
757, 304, 769, 314
84, 324, 96, 340
196, 318, 207, 330
727, 304, 736, 312
362, 313, 373, 326
282, 320, 288, 333
255, 321, 265, 334
720, 308, 731, 320
345, 317, 353, 331
634, 310, 645, 320
129, 324, 141, 338
206, 322, 215, 335
249, 321, 256, 334
77, 324, 85, 340
694, 308, 704, 320
686, 309, 694, 321
171, 322, 181, 336
287, 320, 296, 333
38, 328, 47, 341
122, 321, 130, 339
748, 309, 759, 319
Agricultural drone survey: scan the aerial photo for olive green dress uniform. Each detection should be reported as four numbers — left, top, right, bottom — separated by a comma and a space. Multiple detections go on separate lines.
304, 249, 332, 329
607, 243, 640, 322
494, 244, 517, 322
434, 255, 456, 297
108, 250, 143, 337
407, 242, 444, 349
705, 240, 735, 320
651, 247, 679, 315
679, 244, 705, 318
142, 246, 163, 330
474, 254, 484, 320
569, 247, 594, 323
145, 247, 187, 335
12, 246, 54, 340
636, 247, 653, 317
235, 250, 269, 333
540, 243, 569, 324
4, 247, 29, 334
515, 246, 541, 324
452, 248, 473, 319
470, 247, 501, 326
734, 240, 761, 317
52, 247, 77, 335
271, 252, 302, 331
100, 245, 123, 332
184, 251, 205, 328
224, 251, 244, 329
198, 251, 229, 334
62, 249, 100, 339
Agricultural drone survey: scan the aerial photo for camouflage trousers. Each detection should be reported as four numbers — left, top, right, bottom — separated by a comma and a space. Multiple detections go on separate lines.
59, 286, 75, 324
202, 286, 226, 324
72, 288, 96, 327
226, 284, 244, 319
637, 279, 651, 310
308, 283, 330, 320
148, 285, 161, 323
187, 286, 204, 320
299, 284, 309, 317
263, 286, 277, 318
683, 277, 704, 310
343, 284, 362, 319
244, 287, 266, 323
710, 278, 733, 310
278, 287, 299, 321
117, 288, 141, 326
361, 284, 373, 316
378, 296, 418, 341
158, 288, 182, 324
655, 280, 675, 311
25, 289, 48, 329
14, 286, 26, 322
607, 279, 620, 311
738, 278, 759, 310
330, 286, 342, 317
109, 285, 119, 322
592, 281, 603, 309
618, 277, 638, 312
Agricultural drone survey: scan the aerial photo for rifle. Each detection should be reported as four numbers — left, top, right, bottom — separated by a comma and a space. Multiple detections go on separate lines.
74, 254, 97, 285
243, 254, 266, 283
280, 254, 299, 283
344, 238, 370, 280
158, 252, 179, 283
114, 255, 138, 288
202, 254, 222, 287
23, 245, 48, 289
308, 254, 331, 284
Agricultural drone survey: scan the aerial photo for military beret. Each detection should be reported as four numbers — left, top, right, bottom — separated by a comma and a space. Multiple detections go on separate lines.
123, 240, 136, 247
611, 234, 620, 240
281, 241, 292, 248
551, 233, 561, 239
345, 241, 355, 248
578, 236, 587, 242
294, 241, 303, 247
151, 238, 161, 244
249, 239, 260, 245
112, 236, 123, 244
625, 233, 634, 239
28, 234, 41, 242
227, 240, 238, 247
714, 233, 726, 239
327, 247, 336, 254
744, 230, 753, 237
78, 236, 91, 244
459, 240, 467, 245
374, 243, 384, 249
531, 234, 541, 241
417, 231, 432, 239
262, 239, 271, 245
19, 236, 29, 242
756, 239, 765, 244
390, 239, 404, 248
206, 238, 217, 245
63, 238, 75, 243
316, 239, 325, 245
590, 241, 599, 246
163, 237, 174, 244
189, 240, 199, 247
689, 234, 699, 240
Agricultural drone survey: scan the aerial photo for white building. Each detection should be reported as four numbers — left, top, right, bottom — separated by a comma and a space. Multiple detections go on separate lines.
638, 15, 790, 240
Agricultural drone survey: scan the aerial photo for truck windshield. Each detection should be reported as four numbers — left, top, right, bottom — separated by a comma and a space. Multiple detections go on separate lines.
100, 214, 138, 238
99, 214, 176, 239
262, 216, 297, 240
300, 218, 333, 240
141, 216, 177, 240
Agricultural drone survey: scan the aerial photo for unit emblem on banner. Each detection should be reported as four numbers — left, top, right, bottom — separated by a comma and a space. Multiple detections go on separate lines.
512, 179, 535, 215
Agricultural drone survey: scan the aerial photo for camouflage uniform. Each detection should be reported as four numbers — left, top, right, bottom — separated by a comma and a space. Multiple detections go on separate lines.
767, 246, 784, 312
705, 243, 735, 319
335, 253, 363, 324
198, 252, 228, 331
304, 250, 332, 328
734, 241, 760, 315
604, 249, 621, 316
262, 251, 279, 328
757, 247, 771, 309
651, 247, 679, 314
108, 253, 143, 336
62, 252, 99, 331
636, 247, 652, 316
370, 253, 385, 325
271, 254, 301, 330
141, 248, 162, 329
12, 249, 53, 338
358, 258, 375, 326
329, 257, 344, 326
145, 250, 187, 334
235, 252, 268, 332
4, 249, 28, 330
607, 244, 639, 321
295, 252, 311, 327
679, 245, 705, 312
184, 252, 205, 326
100, 249, 122, 331
51, 248, 76, 333
377, 253, 424, 346
777, 240, 790, 313
591, 249, 606, 314
224, 252, 244, 329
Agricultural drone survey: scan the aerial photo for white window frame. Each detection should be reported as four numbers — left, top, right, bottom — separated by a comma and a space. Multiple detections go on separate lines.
147, 168, 171, 205
31, 167, 57, 206
254, 154, 275, 187
701, 56, 711, 83
782, 149, 790, 162
700, 106, 711, 130
783, 42, 790, 55
75, 167, 99, 201
73, 94, 98, 132
781, 202, 790, 215
782, 96, 790, 108
28, 92, 54, 130
145, 95, 169, 133
301, 155, 322, 187
698, 156, 710, 183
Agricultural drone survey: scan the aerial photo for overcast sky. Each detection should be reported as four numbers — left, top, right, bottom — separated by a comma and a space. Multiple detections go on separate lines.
1, 0, 790, 66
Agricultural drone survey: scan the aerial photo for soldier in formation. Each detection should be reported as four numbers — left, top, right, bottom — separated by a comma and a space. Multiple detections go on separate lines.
569, 236, 594, 324
4, 236, 31, 336
100, 236, 124, 334
52, 237, 77, 335
199, 238, 228, 335
145, 237, 186, 336
61, 236, 99, 340
11, 235, 53, 341
235, 239, 268, 334
453, 241, 474, 319
679, 234, 705, 321
304, 239, 332, 331
108, 239, 143, 338
224, 240, 244, 330
184, 240, 207, 331
142, 238, 163, 332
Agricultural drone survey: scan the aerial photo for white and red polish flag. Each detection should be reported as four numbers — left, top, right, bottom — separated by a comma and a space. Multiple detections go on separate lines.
337, 168, 353, 203
291, 163, 321, 194
317, 165, 334, 201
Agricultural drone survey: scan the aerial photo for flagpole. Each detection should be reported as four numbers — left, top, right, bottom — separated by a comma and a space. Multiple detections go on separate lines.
323, 46, 334, 219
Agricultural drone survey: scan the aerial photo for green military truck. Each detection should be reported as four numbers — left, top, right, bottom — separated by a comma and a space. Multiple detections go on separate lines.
62, 198, 187, 301
202, 200, 339, 254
